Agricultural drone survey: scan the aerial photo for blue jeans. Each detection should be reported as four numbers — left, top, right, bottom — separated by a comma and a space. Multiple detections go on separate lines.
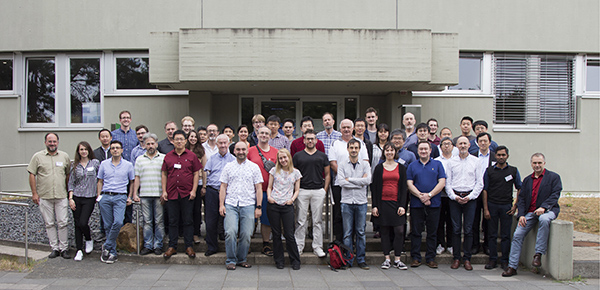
449, 199, 476, 261
141, 197, 164, 250
98, 194, 127, 255
410, 207, 440, 263
341, 203, 367, 264
508, 211, 556, 269
224, 204, 255, 265
487, 202, 512, 263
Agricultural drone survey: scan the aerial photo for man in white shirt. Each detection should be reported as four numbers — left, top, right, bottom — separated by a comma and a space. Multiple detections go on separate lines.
203, 124, 220, 159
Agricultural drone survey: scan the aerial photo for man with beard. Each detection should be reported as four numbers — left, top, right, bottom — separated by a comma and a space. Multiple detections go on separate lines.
28, 133, 72, 259
402, 112, 418, 149
316, 112, 341, 156
203, 124, 220, 158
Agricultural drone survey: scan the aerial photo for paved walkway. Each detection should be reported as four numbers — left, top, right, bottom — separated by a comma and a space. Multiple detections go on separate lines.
0, 258, 597, 290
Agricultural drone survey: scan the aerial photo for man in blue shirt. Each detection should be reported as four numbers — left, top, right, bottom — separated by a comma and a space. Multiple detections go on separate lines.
97, 140, 135, 264
203, 134, 235, 256
407, 140, 446, 268
111, 111, 138, 162
389, 129, 416, 167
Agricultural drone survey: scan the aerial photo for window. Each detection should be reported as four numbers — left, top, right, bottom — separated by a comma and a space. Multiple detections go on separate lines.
116, 57, 155, 90
448, 52, 483, 91
26, 58, 56, 123
0, 58, 13, 91
70, 58, 101, 123
586, 58, 599, 92
493, 53, 575, 127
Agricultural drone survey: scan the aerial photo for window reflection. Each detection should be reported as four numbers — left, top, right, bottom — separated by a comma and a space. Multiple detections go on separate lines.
27, 58, 56, 123
116, 57, 155, 89
449, 53, 483, 91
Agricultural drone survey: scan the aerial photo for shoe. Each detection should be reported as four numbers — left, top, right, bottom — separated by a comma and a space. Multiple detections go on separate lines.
105, 253, 118, 264
532, 253, 542, 267
100, 245, 109, 263
471, 247, 479, 255
74, 250, 83, 261
381, 259, 391, 269
485, 260, 497, 269
226, 263, 236, 270
501, 262, 509, 271
410, 259, 421, 267
358, 262, 370, 270
193, 235, 202, 244
85, 240, 94, 254
163, 247, 177, 259
447, 247, 453, 255
262, 245, 274, 256
464, 260, 473, 271
394, 260, 408, 270
502, 267, 518, 277
186, 247, 196, 258
292, 263, 301, 270
140, 247, 153, 255
154, 248, 163, 255
426, 261, 438, 268
314, 248, 326, 258
61, 250, 71, 259
204, 250, 217, 256
48, 250, 60, 259
436, 244, 444, 255
373, 231, 381, 238
276, 263, 284, 269
451, 259, 461, 269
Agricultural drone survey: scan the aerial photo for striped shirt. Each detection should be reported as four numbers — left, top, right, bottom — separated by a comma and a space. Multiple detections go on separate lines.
269, 133, 290, 150
134, 152, 165, 197
316, 129, 342, 156
68, 159, 100, 198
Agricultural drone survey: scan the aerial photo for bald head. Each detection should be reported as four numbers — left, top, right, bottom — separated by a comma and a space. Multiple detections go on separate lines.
403, 113, 416, 131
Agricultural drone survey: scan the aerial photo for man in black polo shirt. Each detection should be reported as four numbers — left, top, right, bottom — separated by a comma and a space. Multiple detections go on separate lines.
482, 146, 521, 271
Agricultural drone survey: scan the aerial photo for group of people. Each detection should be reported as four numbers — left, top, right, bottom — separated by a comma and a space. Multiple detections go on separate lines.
27, 108, 562, 276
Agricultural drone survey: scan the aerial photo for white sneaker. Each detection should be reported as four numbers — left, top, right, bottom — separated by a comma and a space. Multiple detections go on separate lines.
436, 244, 444, 255
74, 250, 83, 261
381, 259, 391, 269
447, 247, 453, 255
394, 260, 408, 270
85, 240, 94, 254
314, 248, 326, 258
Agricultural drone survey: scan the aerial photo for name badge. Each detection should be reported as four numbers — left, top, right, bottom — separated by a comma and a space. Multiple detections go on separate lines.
56, 162, 63, 167
174, 164, 182, 169
397, 158, 406, 165
505, 175, 513, 182
87, 167, 94, 172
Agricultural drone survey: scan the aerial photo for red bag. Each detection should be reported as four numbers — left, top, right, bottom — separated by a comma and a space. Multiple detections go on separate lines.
327, 240, 353, 270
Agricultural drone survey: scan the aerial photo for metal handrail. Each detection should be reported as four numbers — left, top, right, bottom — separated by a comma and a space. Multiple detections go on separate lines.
0, 192, 30, 265
0, 164, 28, 169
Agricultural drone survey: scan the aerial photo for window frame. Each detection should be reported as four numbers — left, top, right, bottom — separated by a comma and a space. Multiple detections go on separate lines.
0, 53, 16, 97
580, 55, 600, 96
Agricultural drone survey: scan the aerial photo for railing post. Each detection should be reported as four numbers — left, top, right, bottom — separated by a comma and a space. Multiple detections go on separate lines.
25, 210, 28, 265
136, 202, 140, 255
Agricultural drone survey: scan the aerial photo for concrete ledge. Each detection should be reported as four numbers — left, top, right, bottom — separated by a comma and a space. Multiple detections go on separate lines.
574, 260, 600, 278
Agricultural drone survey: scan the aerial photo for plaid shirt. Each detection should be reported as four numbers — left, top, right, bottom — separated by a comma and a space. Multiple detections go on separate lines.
316, 129, 342, 156
268, 133, 290, 150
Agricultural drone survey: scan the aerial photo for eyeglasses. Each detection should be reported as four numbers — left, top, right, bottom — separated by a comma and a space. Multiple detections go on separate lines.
174, 138, 186, 142
110, 147, 122, 150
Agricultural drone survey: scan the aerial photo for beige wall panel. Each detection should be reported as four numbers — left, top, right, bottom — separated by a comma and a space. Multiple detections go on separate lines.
149, 32, 180, 84
431, 33, 459, 85
210, 95, 240, 128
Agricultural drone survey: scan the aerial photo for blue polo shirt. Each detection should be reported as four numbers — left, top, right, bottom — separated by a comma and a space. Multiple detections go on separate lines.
205, 151, 236, 188
407, 158, 446, 208
97, 158, 135, 193
396, 149, 416, 167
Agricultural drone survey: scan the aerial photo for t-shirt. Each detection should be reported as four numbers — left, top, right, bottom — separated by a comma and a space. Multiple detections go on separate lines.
268, 168, 302, 205
293, 150, 329, 189
382, 166, 399, 201
247, 145, 278, 192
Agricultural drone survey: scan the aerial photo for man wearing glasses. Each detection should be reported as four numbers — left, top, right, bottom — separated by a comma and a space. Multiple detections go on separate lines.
97, 140, 135, 264
111, 111, 138, 162
203, 124, 220, 159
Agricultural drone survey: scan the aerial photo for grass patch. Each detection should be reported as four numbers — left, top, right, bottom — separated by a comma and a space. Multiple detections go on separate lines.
0, 257, 38, 272
558, 197, 600, 234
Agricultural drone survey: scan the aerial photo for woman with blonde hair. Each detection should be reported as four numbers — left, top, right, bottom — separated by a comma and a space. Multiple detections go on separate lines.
266, 148, 302, 270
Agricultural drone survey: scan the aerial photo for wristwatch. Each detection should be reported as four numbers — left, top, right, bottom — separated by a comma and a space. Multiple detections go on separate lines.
256, 205, 262, 209
428, 192, 432, 197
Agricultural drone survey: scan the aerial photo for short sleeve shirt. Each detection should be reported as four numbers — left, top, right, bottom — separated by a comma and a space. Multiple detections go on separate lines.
27, 150, 71, 199
135, 153, 165, 197
161, 149, 202, 200
269, 168, 302, 205
68, 159, 100, 198
407, 158, 446, 208
220, 159, 264, 207
293, 150, 329, 189
247, 146, 278, 192
97, 159, 135, 193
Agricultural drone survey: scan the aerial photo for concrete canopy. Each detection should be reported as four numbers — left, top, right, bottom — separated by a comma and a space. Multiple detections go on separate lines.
149, 28, 458, 94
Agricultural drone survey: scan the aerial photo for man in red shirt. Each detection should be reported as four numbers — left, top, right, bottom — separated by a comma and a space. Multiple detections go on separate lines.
502, 153, 562, 277
289, 116, 325, 157
161, 130, 202, 259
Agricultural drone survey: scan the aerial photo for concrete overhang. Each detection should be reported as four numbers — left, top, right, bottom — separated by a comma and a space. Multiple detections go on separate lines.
149, 28, 458, 94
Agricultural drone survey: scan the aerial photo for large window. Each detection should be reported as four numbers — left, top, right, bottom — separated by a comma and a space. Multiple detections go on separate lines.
70, 58, 101, 123
26, 58, 56, 123
493, 53, 576, 127
448, 52, 483, 91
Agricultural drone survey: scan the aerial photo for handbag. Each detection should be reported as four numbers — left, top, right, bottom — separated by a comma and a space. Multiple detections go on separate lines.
256, 146, 276, 172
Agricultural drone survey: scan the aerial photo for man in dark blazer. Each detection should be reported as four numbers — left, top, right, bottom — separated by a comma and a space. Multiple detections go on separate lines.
502, 152, 562, 277
471, 132, 496, 255
94, 129, 112, 162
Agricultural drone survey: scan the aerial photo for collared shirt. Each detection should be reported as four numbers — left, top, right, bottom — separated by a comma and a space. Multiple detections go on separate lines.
27, 149, 71, 199
468, 139, 499, 155
437, 145, 459, 157
434, 154, 453, 197
478, 150, 492, 178
202, 141, 219, 159
157, 138, 174, 154
407, 158, 446, 208
529, 169, 545, 213
316, 129, 342, 155
161, 149, 202, 200
94, 146, 111, 162
336, 159, 371, 205
68, 159, 100, 198
396, 149, 416, 167
269, 133, 290, 150
130, 145, 146, 167
111, 128, 138, 162
328, 137, 369, 186
483, 163, 522, 205
220, 159, 263, 207
428, 135, 441, 146
445, 154, 483, 201
135, 152, 165, 197
205, 151, 236, 188
289, 136, 325, 157
98, 158, 135, 194
402, 132, 418, 149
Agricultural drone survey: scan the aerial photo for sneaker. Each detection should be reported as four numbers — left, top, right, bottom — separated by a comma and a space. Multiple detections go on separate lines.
74, 250, 83, 261
394, 260, 408, 270
140, 247, 153, 255
100, 245, 110, 263
48, 250, 60, 259
313, 248, 326, 258
436, 244, 444, 255
447, 247, 453, 255
358, 262, 370, 270
105, 254, 118, 264
381, 259, 391, 269
60, 250, 71, 259
85, 240, 94, 254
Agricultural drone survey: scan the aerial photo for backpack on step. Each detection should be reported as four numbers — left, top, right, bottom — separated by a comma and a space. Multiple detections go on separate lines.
327, 240, 353, 270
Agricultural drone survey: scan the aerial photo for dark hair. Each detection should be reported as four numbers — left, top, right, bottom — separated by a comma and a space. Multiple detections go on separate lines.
197, 126, 207, 132
460, 116, 474, 124
110, 140, 123, 148
172, 130, 187, 140
476, 132, 492, 142
495, 145, 509, 155
74, 141, 95, 164
267, 115, 281, 124
282, 118, 295, 127
426, 118, 438, 125
300, 116, 314, 127
440, 137, 454, 146
472, 120, 489, 131
347, 138, 361, 149
381, 142, 398, 160
390, 129, 406, 141
135, 125, 149, 132
354, 117, 366, 126
164, 121, 176, 129
237, 124, 249, 133
221, 124, 235, 134
365, 107, 377, 115
375, 123, 390, 145
98, 129, 112, 138
304, 129, 316, 136
185, 130, 205, 159
417, 140, 431, 149
415, 123, 429, 132
44, 132, 59, 141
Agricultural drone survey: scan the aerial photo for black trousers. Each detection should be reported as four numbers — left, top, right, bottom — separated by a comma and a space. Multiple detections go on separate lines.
436, 196, 453, 248
72, 196, 96, 251
381, 224, 405, 256
123, 180, 133, 224
166, 196, 194, 248
473, 195, 489, 251
331, 185, 343, 242
204, 187, 220, 252
410, 207, 440, 263
193, 187, 203, 236
267, 203, 301, 266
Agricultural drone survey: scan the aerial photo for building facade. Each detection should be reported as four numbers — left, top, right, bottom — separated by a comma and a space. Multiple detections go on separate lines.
0, 0, 598, 194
